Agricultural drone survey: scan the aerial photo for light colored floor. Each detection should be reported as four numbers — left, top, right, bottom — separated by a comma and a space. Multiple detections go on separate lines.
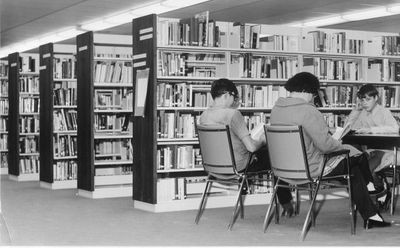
1, 175, 400, 246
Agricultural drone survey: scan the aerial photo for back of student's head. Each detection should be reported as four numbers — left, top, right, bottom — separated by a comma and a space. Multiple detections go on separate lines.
357, 84, 378, 98
284, 72, 320, 95
211, 78, 238, 99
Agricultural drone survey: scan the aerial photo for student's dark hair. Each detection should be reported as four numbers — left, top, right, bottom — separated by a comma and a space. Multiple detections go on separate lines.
210, 78, 238, 99
284, 72, 320, 95
357, 84, 379, 98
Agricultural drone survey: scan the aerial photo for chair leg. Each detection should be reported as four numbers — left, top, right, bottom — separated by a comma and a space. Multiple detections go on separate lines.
308, 184, 316, 227
295, 188, 300, 216
391, 148, 398, 215
195, 180, 212, 224
346, 169, 356, 235
263, 183, 279, 233
300, 181, 321, 241
228, 177, 246, 230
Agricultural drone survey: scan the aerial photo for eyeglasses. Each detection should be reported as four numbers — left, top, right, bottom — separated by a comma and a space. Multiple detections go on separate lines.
227, 92, 239, 101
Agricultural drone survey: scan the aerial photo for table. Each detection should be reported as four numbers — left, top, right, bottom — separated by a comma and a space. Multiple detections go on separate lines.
342, 133, 400, 215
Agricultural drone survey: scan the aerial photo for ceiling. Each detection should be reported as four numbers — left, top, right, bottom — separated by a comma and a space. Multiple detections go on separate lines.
2, 0, 400, 49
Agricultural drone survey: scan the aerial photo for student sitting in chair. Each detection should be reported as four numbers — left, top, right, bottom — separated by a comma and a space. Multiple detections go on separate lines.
199, 78, 294, 217
347, 84, 399, 195
270, 72, 390, 229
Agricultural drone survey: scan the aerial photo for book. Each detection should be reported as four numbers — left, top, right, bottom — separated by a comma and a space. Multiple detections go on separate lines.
250, 122, 265, 141
332, 122, 351, 141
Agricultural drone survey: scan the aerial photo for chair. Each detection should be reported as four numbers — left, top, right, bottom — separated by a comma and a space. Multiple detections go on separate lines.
195, 124, 271, 230
263, 125, 355, 241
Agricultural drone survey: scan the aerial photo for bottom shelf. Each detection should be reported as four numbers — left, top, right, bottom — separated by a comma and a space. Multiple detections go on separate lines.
0, 167, 8, 175
133, 188, 350, 213
40, 180, 77, 190
77, 185, 132, 199
9, 173, 39, 181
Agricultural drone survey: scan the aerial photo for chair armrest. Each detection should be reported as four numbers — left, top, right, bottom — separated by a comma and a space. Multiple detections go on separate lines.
324, 149, 350, 160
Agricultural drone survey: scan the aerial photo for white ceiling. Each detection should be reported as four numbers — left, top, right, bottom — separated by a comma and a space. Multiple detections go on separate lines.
2, 0, 400, 48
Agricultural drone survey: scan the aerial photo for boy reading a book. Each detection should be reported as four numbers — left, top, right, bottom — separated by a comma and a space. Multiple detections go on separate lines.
347, 84, 399, 194
199, 78, 294, 216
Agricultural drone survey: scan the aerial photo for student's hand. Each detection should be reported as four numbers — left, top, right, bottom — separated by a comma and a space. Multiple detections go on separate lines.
354, 99, 363, 111
355, 127, 372, 134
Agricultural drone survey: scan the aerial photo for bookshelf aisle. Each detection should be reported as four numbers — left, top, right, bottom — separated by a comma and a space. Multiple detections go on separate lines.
0, 59, 8, 175
8, 52, 40, 181
131, 13, 400, 212
39, 43, 78, 189
76, 31, 134, 198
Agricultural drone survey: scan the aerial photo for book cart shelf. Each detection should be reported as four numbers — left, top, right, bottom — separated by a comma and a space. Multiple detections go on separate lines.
0, 59, 8, 175
8, 52, 40, 181
39, 43, 78, 189
131, 13, 400, 212
76, 31, 134, 198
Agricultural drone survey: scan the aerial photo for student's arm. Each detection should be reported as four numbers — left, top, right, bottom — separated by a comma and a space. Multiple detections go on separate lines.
370, 108, 399, 133
230, 110, 265, 153
301, 107, 344, 153
347, 104, 363, 129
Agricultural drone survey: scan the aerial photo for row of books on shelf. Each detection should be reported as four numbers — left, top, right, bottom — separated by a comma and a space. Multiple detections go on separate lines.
157, 175, 273, 202
0, 63, 8, 77
230, 54, 298, 79
54, 109, 77, 131
367, 60, 400, 82
158, 15, 400, 56
95, 89, 133, 110
94, 139, 133, 161
19, 76, 39, 93
53, 57, 76, 79
95, 166, 132, 176
303, 57, 361, 81
157, 82, 212, 108
0, 134, 6, 150
93, 46, 132, 59
322, 113, 348, 129
54, 81, 77, 106
244, 112, 270, 131
94, 61, 133, 84
158, 51, 225, 77
157, 146, 202, 170
0, 154, 7, 168
237, 84, 289, 108
19, 116, 39, 133
19, 157, 39, 174
316, 85, 400, 108
0, 80, 7, 94
0, 99, 8, 114
19, 97, 39, 113
19, 55, 39, 73
306, 30, 364, 54
157, 112, 198, 139
19, 137, 38, 153
53, 161, 77, 181
94, 113, 131, 131
53, 134, 77, 158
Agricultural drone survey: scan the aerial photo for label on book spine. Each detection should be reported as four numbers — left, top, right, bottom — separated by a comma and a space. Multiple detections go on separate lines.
139, 27, 153, 35
140, 34, 153, 41
42, 53, 51, 59
11, 63, 17, 67
39, 65, 46, 70
133, 61, 146, 68
133, 53, 147, 60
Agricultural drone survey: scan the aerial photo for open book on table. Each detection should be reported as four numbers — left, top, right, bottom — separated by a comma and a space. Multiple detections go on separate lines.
332, 122, 352, 141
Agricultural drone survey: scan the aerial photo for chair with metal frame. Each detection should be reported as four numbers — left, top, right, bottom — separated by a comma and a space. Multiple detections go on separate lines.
263, 124, 355, 241
195, 124, 271, 230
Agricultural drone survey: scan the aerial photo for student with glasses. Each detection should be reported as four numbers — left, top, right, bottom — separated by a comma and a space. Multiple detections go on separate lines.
199, 78, 294, 216
347, 84, 399, 196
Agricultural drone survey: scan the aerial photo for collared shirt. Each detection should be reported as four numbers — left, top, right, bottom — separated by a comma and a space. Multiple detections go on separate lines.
347, 104, 399, 133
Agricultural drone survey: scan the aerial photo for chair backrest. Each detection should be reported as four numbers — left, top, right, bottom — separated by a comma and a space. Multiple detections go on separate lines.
196, 124, 238, 176
264, 125, 311, 180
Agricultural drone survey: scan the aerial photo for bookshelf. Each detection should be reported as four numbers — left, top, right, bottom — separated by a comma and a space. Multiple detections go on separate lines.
8, 52, 40, 181
76, 31, 134, 198
131, 14, 400, 212
0, 59, 8, 175
39, 43, 78, 189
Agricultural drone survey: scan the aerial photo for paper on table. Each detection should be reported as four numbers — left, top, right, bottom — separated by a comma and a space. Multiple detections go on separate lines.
332, 122, 351, 141
250, 122, 265, 141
